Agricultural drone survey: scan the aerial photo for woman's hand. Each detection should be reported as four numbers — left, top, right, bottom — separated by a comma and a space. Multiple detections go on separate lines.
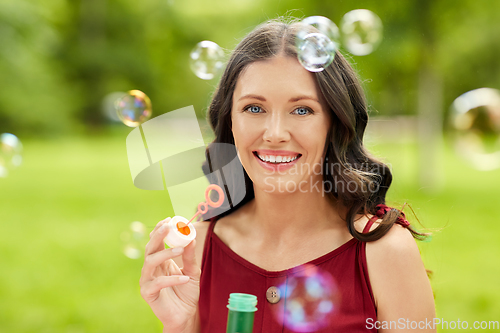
140, 218, 201, 333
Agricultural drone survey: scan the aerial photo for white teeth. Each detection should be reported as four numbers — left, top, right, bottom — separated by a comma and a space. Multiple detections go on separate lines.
256, 153, 299, 164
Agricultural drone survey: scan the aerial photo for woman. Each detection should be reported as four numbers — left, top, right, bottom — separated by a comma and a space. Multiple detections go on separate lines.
140, 18, 436, 332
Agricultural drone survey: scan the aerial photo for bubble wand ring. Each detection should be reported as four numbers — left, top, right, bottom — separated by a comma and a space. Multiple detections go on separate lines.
164, 184, 225, 248
188, 184, 225, 223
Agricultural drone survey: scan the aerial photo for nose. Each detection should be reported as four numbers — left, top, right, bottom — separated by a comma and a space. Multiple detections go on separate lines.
262, 111, 290, 144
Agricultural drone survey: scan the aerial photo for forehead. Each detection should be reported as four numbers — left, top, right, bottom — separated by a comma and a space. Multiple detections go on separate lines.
233, 56, 321, 99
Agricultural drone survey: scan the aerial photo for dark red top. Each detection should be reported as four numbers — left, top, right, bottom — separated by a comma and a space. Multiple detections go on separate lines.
199, 216, 379, 332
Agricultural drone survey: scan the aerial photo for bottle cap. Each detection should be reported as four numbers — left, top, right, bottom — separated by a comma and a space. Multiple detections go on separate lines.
227, 293, 258, 312
163, 216, 196, 248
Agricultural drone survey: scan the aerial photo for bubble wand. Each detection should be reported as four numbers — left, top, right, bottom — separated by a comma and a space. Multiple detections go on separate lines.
163, 184, 225, 248
189, 184, 225, 223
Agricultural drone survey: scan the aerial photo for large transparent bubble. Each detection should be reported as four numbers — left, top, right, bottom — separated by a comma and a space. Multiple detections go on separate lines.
297, 33, 337, 73
340, 9, 383, 56
189, 41, 225, 80
0, 133, 23, 178
450, 88, 500, 170
296, 16, 339, 72
115, 90, 152, 127
273, 264, 340, 332
121, 221, 148, 259
297, 16, 340, 48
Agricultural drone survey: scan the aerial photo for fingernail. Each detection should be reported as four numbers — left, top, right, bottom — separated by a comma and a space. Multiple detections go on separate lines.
179, 276, 189, 282
172, 247, 184, 254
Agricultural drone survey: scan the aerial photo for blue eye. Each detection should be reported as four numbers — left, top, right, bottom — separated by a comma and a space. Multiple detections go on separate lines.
246, 105, 263, 113
293, 107, 312, 115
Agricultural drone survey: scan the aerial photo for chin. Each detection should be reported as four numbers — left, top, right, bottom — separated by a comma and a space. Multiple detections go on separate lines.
253, 174, 304, 195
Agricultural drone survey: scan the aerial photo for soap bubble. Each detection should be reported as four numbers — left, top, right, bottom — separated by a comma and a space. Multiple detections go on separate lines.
297, 16, 340, 48
115, 90, 152, 127
450, 88, 500, 170
189, 41, 225, 80
296, 16, 339, 72
0, 133, 23, 178
274, 264, 340, 332
102, 91, 126, 123
297, 33, 337, 73
340, 9, 383, 56
121, 221, 148, 259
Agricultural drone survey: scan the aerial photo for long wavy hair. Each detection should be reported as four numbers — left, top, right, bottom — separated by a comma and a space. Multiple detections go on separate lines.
202, 18, 428, 242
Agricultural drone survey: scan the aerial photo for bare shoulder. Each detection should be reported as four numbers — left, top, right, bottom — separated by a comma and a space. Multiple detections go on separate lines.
365, 224, 423, 300
367, 221, 418, 253
353, 214, 417, 254
365, 222, 436, 328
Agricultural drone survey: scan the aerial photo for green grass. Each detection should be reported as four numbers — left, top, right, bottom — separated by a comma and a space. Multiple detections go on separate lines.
0, 134, 172, 332
0, 133, 499, 332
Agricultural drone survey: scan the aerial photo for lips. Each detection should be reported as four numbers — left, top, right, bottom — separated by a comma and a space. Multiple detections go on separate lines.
252, 151, 301, 163
252, 150, 302, 172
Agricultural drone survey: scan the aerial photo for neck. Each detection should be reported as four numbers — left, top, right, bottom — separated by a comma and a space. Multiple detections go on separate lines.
247, 181, 346, 240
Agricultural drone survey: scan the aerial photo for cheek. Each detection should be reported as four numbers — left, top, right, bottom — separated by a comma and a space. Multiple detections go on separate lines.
231, 120, 242, 147
232, 116, 257, 145
231, 121, 249, 161
294, 119, 328, 139
231, 127, 251, 171
296, 121, 329, 156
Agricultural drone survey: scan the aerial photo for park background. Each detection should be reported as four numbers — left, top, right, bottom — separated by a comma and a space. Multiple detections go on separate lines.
0, 0, 499, 332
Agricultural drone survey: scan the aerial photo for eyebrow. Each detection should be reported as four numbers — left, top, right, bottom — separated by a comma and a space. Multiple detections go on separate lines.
237, 94, 320, 103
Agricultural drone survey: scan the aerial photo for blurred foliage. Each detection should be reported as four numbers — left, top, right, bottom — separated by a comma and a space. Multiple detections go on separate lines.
0, 0, 499, 136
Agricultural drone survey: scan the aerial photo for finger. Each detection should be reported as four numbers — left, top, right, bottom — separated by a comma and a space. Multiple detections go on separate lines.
145, 218, 171, 256
140, 275, 190, 302
150, 217, 170, 239
181, 240, 200, 278
141, 247, 184, 278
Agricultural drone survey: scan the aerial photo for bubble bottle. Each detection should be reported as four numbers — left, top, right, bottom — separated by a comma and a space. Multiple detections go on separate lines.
162, 215, 197, 248
226, 293, 258, 333
164, 184, 225, 248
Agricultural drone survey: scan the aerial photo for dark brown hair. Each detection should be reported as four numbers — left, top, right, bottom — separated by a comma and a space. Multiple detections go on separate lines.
203, 17, 428, 242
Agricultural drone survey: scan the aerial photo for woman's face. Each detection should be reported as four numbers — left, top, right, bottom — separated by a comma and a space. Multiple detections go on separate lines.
231, 55, 331, 194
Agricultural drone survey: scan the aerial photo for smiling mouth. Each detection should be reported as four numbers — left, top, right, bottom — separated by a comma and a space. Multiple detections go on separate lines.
252, 151, 302, 164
